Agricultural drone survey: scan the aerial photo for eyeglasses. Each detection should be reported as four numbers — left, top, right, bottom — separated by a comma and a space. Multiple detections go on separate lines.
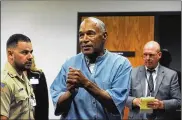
142, 53, 158, 59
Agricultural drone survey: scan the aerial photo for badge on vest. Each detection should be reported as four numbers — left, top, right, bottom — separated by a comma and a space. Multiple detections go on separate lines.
30, 96, 36, 106
30, 77, 39, 84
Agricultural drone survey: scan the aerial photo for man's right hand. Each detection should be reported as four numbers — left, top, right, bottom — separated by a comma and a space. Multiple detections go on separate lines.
66, 82, 77, 93
132, 98, 141, 107
0, 115, 8, 120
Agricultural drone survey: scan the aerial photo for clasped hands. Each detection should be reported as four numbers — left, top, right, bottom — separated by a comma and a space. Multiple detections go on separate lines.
133, 98, 164, 109
66, 67, 88, 92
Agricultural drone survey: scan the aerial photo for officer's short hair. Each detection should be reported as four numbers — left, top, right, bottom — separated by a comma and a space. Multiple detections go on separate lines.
6, 34, 31, 50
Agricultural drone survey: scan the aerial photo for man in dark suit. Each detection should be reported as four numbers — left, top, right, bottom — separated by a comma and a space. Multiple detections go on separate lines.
126, 41, 181, 120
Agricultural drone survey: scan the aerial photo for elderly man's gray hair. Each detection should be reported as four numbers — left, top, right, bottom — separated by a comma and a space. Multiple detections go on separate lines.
81, 17, 106, 33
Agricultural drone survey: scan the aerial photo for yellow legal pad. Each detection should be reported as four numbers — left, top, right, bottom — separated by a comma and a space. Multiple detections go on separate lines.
140, 97, 155, 113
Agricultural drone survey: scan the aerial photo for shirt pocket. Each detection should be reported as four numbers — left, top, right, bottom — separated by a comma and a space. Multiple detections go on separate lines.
14, 90, 29, 113
15, 90, 28, 103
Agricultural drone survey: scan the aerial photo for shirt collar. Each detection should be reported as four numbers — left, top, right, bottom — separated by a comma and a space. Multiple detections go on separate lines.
84, 49, 108, 65
145, 63, 159, 74
4, 62, 26, 81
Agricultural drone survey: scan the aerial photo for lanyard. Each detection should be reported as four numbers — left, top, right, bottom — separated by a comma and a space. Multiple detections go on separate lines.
146, 79, 153, 96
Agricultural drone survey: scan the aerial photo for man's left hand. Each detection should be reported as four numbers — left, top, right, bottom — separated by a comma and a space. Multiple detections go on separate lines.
67, 67, 88, 88
147, 99, 164, 109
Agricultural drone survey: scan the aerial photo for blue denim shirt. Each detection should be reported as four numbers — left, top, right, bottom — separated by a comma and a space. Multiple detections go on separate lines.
50, 50, 132, 120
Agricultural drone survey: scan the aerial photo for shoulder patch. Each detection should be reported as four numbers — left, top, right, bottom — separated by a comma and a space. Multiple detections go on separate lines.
0, 82, 7, 92
0, 82, 5, 88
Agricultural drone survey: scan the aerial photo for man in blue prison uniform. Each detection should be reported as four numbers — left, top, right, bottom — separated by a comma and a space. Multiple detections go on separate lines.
50, 17, 132, 120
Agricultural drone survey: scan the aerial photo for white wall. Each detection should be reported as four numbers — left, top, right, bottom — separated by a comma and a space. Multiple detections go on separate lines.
1, 1, 181, 119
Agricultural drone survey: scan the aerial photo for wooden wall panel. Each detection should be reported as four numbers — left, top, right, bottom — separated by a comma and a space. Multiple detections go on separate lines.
82, 16, 154, 67
81, 16, 154, 119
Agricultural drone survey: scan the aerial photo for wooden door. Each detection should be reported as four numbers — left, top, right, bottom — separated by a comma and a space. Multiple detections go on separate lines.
81, 16, 154, 119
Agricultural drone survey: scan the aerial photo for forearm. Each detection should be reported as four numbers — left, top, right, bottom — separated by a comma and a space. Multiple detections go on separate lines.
126, 96, 136, 109
83, 80, 119, 114
56, 91, 74, 115
163, 99, 181, 110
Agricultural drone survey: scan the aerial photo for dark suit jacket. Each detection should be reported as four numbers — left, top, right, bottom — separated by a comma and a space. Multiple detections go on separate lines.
27, 70, 49, 120
126, 65, 181, 120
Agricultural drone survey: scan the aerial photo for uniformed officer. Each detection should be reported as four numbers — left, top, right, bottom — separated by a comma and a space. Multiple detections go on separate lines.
0, 34, 36, 120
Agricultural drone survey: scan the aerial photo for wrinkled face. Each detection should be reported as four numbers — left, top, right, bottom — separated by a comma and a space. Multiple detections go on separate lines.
143, 46, 161, 69
8, 41, 33, 71
79, 19, 107, 56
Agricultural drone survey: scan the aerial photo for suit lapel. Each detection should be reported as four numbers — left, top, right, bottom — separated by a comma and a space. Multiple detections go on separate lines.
139, 66, 146, 96
154, 65, 165, 97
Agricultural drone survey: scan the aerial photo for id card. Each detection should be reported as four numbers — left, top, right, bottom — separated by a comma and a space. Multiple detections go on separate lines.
30, 97, 36, 106
30, 77, 39, 84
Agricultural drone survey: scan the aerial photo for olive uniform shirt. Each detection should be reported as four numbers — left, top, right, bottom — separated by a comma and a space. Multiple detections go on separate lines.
1, 62, 35, 120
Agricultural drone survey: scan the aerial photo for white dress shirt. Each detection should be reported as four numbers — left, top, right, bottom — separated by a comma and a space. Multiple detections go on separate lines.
144, 64, 159, 97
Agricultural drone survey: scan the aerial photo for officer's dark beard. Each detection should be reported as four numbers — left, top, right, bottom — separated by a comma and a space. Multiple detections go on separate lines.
14, 61, 30, 75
